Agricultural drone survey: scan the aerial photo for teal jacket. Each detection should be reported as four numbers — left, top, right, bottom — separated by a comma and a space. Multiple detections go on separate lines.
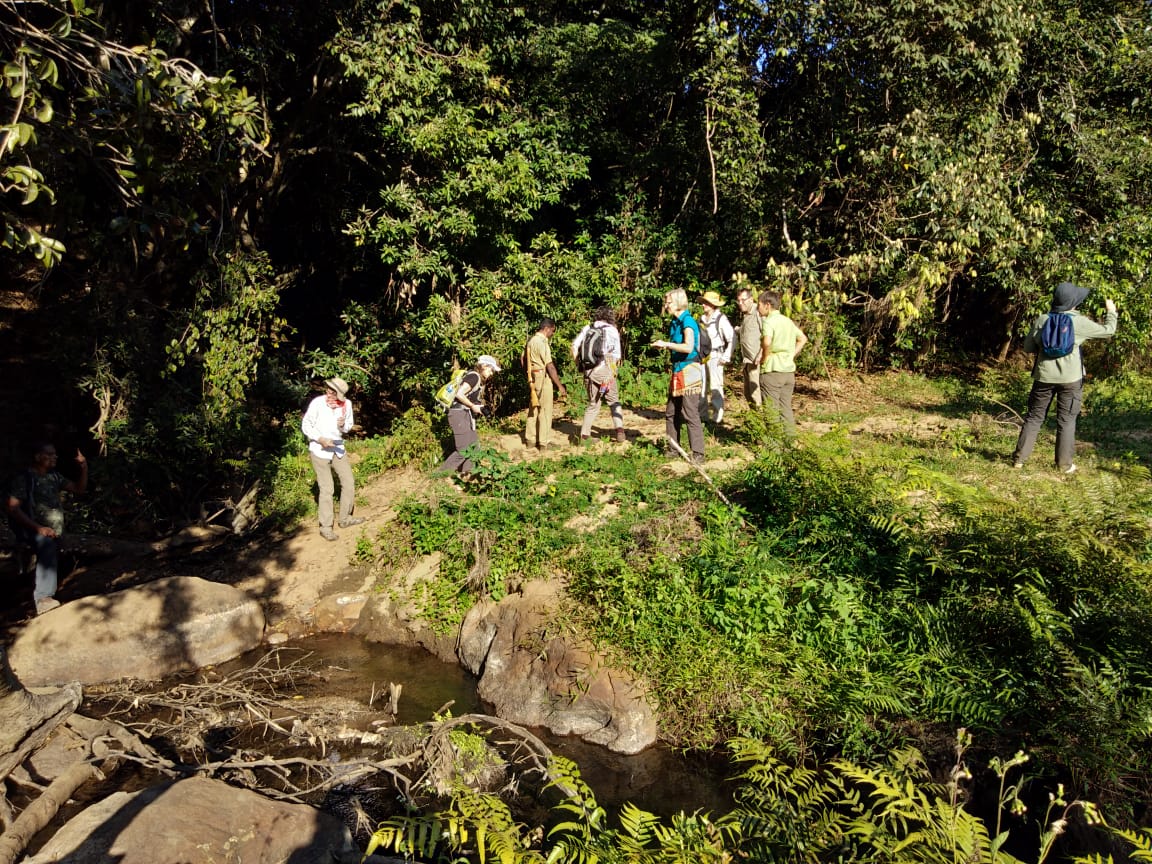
1022, 308, 1117, 384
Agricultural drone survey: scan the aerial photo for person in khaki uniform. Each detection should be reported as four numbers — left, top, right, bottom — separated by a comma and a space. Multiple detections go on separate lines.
524, 318, 567, 450
736, 287, 763, 407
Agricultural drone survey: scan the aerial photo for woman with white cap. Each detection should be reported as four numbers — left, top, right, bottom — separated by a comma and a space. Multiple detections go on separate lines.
438, 355, 502, 476
302, 377, 364, 541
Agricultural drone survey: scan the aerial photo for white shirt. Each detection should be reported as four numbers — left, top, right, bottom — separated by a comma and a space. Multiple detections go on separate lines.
301, 395, 354, 460
700, 311, 735, 364
571, 322, 623, 370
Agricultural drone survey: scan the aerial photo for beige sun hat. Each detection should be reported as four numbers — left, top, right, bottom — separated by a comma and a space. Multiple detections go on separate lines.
324, 377, 350, 398
700, 290, 725, 308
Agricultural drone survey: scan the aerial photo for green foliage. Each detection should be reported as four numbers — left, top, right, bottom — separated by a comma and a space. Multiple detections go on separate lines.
165, 250, 290, 425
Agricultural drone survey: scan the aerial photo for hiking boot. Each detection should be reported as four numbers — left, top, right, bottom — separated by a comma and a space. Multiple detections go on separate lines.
338, 517, 366, 528
35, 597, 61, 616
691, 453, 706, 466
1061, 464, 1077, 475
319, 528, 338, 541
615, 429, 627, 444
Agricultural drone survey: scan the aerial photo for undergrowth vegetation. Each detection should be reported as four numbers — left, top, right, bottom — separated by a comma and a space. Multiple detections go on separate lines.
352, 371, 1152, 846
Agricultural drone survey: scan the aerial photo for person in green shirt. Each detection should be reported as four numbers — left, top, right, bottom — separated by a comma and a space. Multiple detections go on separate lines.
758, 291, 808, 438
1012, 281, 1117, 474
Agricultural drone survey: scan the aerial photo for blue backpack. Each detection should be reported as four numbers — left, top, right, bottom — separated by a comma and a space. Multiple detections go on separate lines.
1039, 312, 1075, 359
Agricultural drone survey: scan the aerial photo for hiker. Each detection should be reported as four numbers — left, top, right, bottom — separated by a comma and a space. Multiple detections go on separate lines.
736, 286, 763, 407
301, 377, 364, 541
698, 290, 735, 425
1012, 282, 1118, 474
524, 318, 568, 451
438, 355, 502, 475
652, 288, 706, 464
758, 290, 808, 439
7, 442, 88, 615
572, 306, 626, 443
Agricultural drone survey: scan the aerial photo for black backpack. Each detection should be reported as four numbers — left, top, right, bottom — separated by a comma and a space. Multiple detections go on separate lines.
578, 325, 607, 371
692, 320, 711, 362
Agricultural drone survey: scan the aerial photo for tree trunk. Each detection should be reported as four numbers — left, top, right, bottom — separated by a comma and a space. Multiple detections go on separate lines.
0, 645, 82, 780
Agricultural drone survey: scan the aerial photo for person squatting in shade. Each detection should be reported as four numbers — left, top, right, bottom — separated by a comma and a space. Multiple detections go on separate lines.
301, 377, 365, 541
758, 290, 808, 440
7, 442, 87, 615
697, 290, 735, 425
523, 318, 567, 451
572, 306, 627, 444
437, 355, 502, 475
652, 288, 706, 464
1012, 281, 1117, 474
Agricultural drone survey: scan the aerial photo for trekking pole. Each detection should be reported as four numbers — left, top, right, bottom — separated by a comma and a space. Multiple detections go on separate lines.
665, 435, 735, 509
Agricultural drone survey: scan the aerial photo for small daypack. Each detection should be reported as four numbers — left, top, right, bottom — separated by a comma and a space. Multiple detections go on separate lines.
693, 321, 712, 361
578, 325, 607, 371
434, 369, 468, 410
1039, 312, 1075, 359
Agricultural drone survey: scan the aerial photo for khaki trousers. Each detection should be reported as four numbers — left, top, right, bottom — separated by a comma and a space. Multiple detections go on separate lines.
310, 452, 355, 529
526, 370, 554, 447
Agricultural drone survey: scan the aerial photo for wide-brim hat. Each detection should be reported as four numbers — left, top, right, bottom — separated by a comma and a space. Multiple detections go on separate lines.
700, 290, 725, 308
324, 377, 350, 398
477, 354, 502, 372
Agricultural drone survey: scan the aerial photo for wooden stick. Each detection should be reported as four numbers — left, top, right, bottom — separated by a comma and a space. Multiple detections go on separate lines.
665, 435, 734, 507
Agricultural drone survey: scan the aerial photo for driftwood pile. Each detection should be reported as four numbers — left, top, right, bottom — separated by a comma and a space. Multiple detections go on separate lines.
0, 645, 560, 862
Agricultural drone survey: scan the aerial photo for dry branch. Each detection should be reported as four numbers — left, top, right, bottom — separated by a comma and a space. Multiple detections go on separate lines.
0, 762, 103, 864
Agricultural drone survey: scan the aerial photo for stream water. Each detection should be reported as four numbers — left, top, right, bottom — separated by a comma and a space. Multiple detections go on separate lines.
221, 633, 736, 819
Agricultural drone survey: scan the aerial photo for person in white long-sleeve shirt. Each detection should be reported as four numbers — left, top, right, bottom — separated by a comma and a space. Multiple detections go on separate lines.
301, 377, 364, 540
571, 306, 626, 443
698, 291, 736, 425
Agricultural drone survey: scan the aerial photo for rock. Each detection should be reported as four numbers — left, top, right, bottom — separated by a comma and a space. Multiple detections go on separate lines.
458, 581, 657, 754
354, 554, 457, 662
314, 592, 369, 632
9, 576, 265, 687
24, 776, 357, 864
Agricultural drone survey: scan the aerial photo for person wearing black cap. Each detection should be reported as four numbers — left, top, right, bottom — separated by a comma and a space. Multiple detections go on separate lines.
1011, 282, 1117, 474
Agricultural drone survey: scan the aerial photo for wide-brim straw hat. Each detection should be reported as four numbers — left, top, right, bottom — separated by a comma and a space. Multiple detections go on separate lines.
324, 377, 350, 398
700, 290, 725, 308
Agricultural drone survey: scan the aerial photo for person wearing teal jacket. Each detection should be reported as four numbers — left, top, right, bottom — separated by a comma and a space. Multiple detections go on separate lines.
1012, 281, 1118, 473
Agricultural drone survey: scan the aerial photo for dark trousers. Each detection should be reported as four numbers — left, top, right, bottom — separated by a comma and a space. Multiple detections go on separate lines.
439, 408, 479, 474
665, 392, 705, 459
1012, 379, 1082, 468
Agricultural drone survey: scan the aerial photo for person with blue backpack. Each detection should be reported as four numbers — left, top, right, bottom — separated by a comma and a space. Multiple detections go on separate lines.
651, 288, 706, 464
1011, 281, 1118, 474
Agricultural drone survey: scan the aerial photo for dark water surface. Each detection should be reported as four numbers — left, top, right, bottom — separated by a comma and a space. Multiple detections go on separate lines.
237, 633, 736, 818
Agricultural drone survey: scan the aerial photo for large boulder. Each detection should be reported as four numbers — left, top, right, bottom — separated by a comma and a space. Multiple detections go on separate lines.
9, 576, 265, 687
457, 581, 658, 755
24, 776, 357, 864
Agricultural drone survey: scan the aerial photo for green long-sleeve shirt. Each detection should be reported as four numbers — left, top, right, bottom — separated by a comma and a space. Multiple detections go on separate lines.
1022, 308, 1117, 383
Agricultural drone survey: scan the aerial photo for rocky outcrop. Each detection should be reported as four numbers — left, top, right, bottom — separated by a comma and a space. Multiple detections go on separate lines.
321, 555, 658, 754
457, 582, 657, 755
9, 576, 265, 687
353, 552, 458, 662
23, 776, 357, 864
